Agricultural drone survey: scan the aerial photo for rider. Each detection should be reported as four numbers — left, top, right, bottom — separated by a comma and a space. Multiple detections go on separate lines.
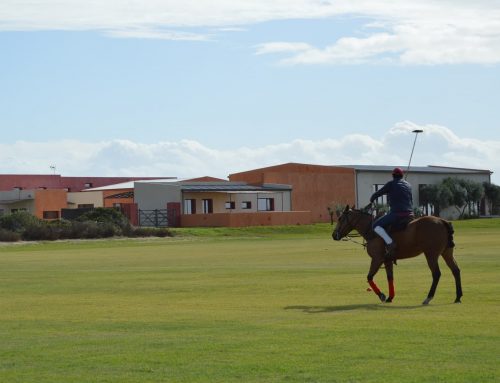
369, 167, 414, 260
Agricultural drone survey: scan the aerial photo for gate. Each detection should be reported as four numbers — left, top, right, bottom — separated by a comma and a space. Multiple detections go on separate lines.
138, 209, 168, 227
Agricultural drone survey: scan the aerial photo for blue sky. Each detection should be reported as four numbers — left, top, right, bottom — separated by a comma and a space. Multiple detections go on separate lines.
1, 1, 499, 182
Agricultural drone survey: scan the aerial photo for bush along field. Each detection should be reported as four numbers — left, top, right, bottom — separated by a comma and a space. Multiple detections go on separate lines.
0, 218, 499, 382
0, 209, 171, 241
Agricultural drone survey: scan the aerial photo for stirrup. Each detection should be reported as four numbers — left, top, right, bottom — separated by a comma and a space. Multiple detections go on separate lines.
385, 243, 397, 265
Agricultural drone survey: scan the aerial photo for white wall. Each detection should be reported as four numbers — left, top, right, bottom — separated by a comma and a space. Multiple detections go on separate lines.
134, 182, 181, 211
67, 191, 103, 208
0, 189, 36, 215
355, 171, 490, 219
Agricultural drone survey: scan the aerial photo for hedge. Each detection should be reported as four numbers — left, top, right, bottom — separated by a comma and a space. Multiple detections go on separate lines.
0, 210, 172, 242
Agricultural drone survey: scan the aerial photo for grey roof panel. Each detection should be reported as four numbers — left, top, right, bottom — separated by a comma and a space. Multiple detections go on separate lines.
342, 165, 491, 174
181, 184, 291, 192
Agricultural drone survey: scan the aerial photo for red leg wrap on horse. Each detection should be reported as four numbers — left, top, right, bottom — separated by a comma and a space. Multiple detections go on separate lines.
368, 280, 381, 295
389, 279, 395, 298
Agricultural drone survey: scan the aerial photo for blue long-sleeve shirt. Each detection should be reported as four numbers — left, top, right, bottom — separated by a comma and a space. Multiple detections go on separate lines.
370, 178, 413, 213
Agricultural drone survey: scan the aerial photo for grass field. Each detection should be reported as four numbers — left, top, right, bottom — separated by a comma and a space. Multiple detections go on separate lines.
0, 220, 499, 382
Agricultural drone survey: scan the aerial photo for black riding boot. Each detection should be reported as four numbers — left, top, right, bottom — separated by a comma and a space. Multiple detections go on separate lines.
385, 242, 397, 265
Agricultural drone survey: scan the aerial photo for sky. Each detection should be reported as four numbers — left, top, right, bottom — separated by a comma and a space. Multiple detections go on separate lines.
1, 0, 500, 182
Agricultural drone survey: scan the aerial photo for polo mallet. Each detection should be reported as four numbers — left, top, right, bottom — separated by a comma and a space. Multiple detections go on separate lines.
405, 129, 423, 180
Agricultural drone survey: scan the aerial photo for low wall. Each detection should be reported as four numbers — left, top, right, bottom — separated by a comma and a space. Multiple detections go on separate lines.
180, 211, 312, 227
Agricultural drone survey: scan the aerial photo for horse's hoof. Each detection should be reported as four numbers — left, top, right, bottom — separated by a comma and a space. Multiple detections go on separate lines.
385, 297, 393, 303
454, 299, 461, 304
379, 293, 386, 302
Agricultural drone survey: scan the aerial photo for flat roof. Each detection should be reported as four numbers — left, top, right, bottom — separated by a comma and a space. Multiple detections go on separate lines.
343, 165, 492, 174
85, 178, 177, 191
181, 183, 291, 192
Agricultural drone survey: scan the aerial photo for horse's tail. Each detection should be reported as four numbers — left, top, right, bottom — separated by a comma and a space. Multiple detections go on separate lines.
444, 220, 455, 248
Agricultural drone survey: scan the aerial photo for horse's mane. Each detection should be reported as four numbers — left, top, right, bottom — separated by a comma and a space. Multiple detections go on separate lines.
350, 208, 373, 217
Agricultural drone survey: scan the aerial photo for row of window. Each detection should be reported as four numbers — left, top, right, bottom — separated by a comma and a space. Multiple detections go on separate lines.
0, 208, 60, 220
183, 198, 275, 214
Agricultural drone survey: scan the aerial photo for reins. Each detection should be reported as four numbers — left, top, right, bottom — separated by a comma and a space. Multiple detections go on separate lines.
342, 234, 367, 248
338, 208, 374, 248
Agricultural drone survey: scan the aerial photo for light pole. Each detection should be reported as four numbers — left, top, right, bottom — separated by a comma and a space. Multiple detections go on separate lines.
405, 129, 423, 180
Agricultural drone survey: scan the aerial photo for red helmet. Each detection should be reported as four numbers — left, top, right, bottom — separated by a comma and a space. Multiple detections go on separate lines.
392, 167, 404, 177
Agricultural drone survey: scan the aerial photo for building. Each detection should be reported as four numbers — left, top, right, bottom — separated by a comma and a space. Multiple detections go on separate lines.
0, 164, 493, 225
229, 163, 493, 222
0, 174, 168, 192
0, 174, 173, 220
134, 179, 311, 227
0, 188, 67, 219
351, 165, 492, 219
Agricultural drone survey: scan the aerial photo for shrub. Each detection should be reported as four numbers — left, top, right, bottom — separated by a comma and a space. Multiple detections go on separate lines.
0, 211, 41, 232
0, 210, 171, 242
0, 228, 21, 242
129, 226, 172, 238
77, 208, 130, 230
22, 223, 60, 241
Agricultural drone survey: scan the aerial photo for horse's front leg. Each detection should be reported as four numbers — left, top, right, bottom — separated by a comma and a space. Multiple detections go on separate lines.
384, 260, 395, 303
367, 257, 386, 302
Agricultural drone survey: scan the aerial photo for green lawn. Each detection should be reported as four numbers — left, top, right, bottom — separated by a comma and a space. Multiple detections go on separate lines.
1, 220, 499, 382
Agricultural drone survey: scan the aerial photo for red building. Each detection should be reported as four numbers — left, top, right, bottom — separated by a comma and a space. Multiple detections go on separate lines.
0, 174, 165, 192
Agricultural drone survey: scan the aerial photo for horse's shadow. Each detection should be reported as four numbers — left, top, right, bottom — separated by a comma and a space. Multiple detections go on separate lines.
285, 303, 424, 314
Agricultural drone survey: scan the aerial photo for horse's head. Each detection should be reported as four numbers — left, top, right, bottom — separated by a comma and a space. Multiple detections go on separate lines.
332, 205, 354, 241
332, 204, 373, 241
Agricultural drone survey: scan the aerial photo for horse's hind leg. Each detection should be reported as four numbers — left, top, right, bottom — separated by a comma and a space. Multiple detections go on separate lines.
384, 261, 395, 303
442, 247, 463, 303
423, 253, 441, 305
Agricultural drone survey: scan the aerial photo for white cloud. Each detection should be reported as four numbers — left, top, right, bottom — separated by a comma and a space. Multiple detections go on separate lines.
106, 27, 211, 41
255, 2, 500, 65
255, 42, 313, 56
1, 1, 499, 64
1, 122, 498, 183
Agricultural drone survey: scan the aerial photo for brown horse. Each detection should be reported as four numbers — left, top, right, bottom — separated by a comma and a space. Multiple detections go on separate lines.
332, 205, 462, 305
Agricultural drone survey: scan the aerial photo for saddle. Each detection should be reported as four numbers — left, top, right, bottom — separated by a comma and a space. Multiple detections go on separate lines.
387, 215, 415, 234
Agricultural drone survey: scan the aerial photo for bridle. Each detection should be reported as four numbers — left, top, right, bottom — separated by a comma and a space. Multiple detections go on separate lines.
334, 208, 374, 245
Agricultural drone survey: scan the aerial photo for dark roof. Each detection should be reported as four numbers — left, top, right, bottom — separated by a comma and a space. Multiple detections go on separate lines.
105, 191, 134, 199
344, 165, 492, 174
180, 183, 291, 192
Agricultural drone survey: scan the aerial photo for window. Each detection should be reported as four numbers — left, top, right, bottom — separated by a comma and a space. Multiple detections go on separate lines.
184, 199, 196, 214
84, 182, 93, 188
202, 199, 213, 214
78, 204, 94, 209
225, 201, 235, 210
258, 198, 275, 211
241, 201, 252, 209
43, 211, 59, 219
372, 184, 387, 205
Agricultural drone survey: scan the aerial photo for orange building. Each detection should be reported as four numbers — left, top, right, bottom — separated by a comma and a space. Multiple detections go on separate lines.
229, 163, 356, 223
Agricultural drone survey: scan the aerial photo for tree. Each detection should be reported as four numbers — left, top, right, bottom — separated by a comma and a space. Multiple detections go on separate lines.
420, 178, 484, 219
439, 177, 483, 219
483, 182, 500, 215
458, 179, 483, 217
419, 184, 439, 216
327, 202, 346, 224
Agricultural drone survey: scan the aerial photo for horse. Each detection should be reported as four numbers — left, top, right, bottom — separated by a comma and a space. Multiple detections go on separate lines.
332, 205, 462, 305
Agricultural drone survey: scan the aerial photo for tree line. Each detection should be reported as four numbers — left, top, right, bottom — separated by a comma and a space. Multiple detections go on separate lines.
419, 177, 500, 219
328, 177, 500, 222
